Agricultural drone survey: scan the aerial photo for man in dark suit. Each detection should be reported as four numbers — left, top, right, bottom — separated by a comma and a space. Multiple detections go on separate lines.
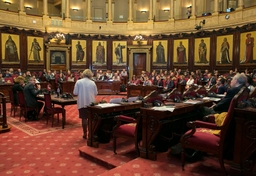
202, 73, 247, 116
166, 75, 174, 90
23, 77, 44, 120
216, 77, 227, 94
206, 73, 216, 88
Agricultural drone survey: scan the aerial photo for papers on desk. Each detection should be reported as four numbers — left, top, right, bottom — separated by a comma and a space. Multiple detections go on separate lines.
152, 106, 175, 112
96, 103, 121, 108
183, 100, 202, 104
38, 94, 44, 97
203, 97, 221, 102
216, 94, 225, 98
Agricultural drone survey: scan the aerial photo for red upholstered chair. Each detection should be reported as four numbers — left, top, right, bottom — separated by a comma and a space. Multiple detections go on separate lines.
112, 114, 142, 155
17, 91, 39, 122
249, 88, 256, 98
166, 88, 182, 101
182, 87, 196, 99
8, 89, 19, 117
180, 87, 249, 175
207, 85, 217, 94
4, 77, 13, 84
44, 93, 65, 127
195, 86, 207, 97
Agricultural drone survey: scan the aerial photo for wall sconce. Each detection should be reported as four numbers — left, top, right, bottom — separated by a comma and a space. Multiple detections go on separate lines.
141, 10, 147, 13
72, 8, 79, 12
25, 6, 32, 10
163, 9, 170, 12
195, 20, 205, 30
4, 1, 11, 5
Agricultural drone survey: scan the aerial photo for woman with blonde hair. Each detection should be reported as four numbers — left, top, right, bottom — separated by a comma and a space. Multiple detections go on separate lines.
12, 76, 25, 105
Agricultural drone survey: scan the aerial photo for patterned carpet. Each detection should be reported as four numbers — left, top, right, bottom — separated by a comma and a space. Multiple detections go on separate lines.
0, 94, 235, 176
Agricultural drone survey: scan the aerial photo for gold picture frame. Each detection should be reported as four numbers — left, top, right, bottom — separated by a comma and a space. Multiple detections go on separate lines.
92, 40, 107, 66
173, 39, 189, 65
152, 40, 168, 66
216, 35, 233, 65
194, 37, 210, 65
112, 41, 127, 66
27, 36, 44, 64
1, 33, 20, 63
239, 31, 256, 64
71, 39, 86, 65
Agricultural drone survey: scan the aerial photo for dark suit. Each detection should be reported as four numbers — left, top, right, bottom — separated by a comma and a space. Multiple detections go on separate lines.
217, 85, 227, 94
213, 85, 243, 113
157, 79, 163, 87
207, 77, 216, 87
23, 83, 43, 112
166, 80, 174, 90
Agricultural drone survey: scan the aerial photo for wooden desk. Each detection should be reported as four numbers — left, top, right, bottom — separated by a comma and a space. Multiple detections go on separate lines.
95, 81, 121, 95
59, 81, 75, 94
231, 107, 256, 176
139, 100, 213, 160
87, 102, 142, 148
37, 95, 77, 129
127, 85, 163, 98
0, 83, 13, 101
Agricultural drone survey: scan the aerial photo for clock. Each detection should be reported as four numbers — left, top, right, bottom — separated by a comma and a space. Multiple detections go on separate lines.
225, 14, 230, 20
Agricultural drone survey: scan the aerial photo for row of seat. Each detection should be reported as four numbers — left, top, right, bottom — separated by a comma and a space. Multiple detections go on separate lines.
9, 89, 64, 127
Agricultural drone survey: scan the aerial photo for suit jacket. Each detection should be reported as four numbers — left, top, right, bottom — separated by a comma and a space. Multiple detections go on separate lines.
208, 77, 216, 87
213, 85, 243, 113
217, 85, 227, 94
166, 80, 174, 90
23, 83, 41, 108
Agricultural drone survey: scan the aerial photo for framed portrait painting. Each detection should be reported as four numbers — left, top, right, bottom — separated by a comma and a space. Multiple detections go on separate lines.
92, 40, 107, 66
216, 35, 233, 65
239, 31, 256, 64
194, 37, 210, 65
152, 40, 168, 66
112, 41, 127, 66
173, 39, 188, 65
71, 39, 86, 65
27, 36, 44, 64
1, 33, 20, 63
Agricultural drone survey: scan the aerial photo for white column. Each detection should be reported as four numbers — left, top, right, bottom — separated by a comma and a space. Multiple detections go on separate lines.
43, 0, 48, 16
128, 0, 132, 21
65, 0, 70, 18
149, 0, 153, 21
169, 0, 174, 20
19, 0, 25, 12
108, 0, 112, 21
237, 0, 244, 9
213, 0, 219, 15
87, 0, 91, 21
191, 0, 196, 18
223, 0, 227, 11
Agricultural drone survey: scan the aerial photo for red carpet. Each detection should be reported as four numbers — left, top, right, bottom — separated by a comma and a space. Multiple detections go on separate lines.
0, 95, 234, 176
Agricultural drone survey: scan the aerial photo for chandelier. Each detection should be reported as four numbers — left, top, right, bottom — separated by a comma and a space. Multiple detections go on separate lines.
134, 34, 144, 45
54, 33, 65, 44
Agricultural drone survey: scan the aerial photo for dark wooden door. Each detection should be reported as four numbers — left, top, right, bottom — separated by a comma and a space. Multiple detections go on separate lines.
133, 53, 146, 76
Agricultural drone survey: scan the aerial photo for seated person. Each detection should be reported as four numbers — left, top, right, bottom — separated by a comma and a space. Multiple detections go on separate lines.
143, 76, 152, 86
201, 73, 247, 116
23, 77, 44, 120
156, 75, 163, 87
67, 73, 75, 82
206, 73, 216, 88
129, 75, 137, 85
179, 75, 187, 85
120, 69, 128, 77
58, 73, 66, 83
185, 75, 195, 89
165, 75, 174, 90
99, 72, 108, 81
112, 73, 120, 81
216, 77, 227, 94
246, 75, 255, 93
12, 76, 25, 105
106, 70, 113, 79
0, 73, 5, 84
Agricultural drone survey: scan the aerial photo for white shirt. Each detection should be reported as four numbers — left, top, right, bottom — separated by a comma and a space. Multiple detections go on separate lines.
186, 78, 194, 86
73, 77, 98, 109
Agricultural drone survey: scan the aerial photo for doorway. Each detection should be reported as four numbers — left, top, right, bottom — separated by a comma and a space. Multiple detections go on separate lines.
133, 53, 146, 76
